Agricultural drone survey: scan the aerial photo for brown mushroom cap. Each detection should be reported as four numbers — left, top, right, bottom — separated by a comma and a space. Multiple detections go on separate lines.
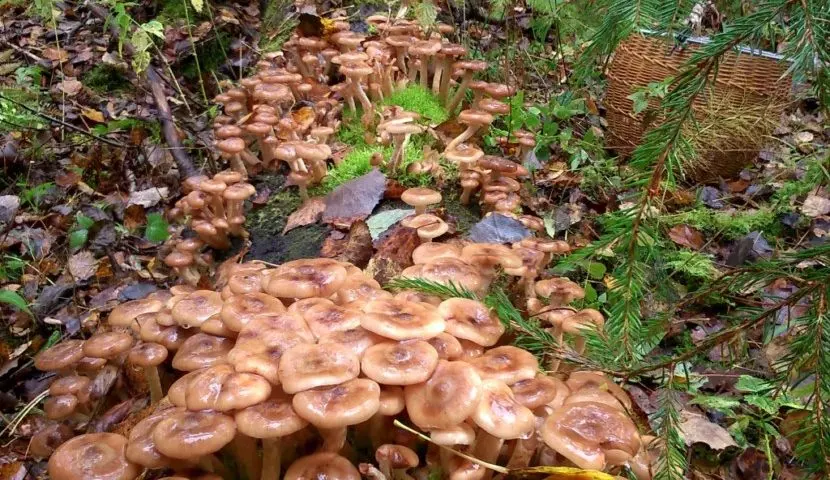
404, 360, 482, 430
171, 333, 234, 371
266, 258, 348, 299
302, 302, 362, 338
472, 379, 535, 439
378, 385, 406, 416
83, 331, 134, 360
228, 313, 314, 384
426, 332, 464, 360
181, 364, 272, 411
360, 298, 445, 340
361, 340, 439, 385
49, 375, 90, 396
563, 387, 628, 411
171, 290, 224, 329
292, 378, 381, 428
317, 327, 386, 358
284, 453, 360, 480
401, 187, 442, 209
35, 340, 86, 372
461, 243, 523, 271
153, 410, 237, 459
565, 371, 632, 410
444, 143, 484, 167
439, 298, 505, 347
221, 292, 286, 332
126, 405, 183, 469
29, 423, 74, 458
234, 391, 309, 439
227, 271, 265, 295
376, 443, 419, 469
109, 298, 164, 328
469, 346, 538, 385
44, 395, 78, 420
278, 343, 360, 393
127, 342, 168, 367
511, 375, 570, 409
541, 401, 641, 470
411, 243, 463, 265
405, 258, 484, 294
48, 432, 140, 480
534, 277, 585, 305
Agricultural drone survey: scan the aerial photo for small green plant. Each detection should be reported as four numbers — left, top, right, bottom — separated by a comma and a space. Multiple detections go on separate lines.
82, 64, 131, 93
69, 213, 96, 250
627, 79, 671, 114
0, 255, 26, 283
0, 289, 31, 317
17, 182, 54, 212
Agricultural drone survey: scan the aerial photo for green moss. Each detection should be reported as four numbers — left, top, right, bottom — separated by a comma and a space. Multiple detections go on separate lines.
321, 146, 389, 192
664, 208, 779, 239
383, 85, 448, 124
443, 189, 481, 233
181, 32, 229, 81
82, 65, 130, 93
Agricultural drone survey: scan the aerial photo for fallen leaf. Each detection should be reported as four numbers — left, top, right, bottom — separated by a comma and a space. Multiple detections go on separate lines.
42, 47, 69, 62
802, 192, 830, 217
678, 410, 737, 450
55, 171, 81, 187
57, 78, 83, 96
81, 108, 106, 123
322, 220, 373, 268
283, 197, 326, 234
668, 224, 705, 249
365, 225, 420, 285
127, 187, 169, 208
67, 250, 97, 281
467, 213, 531, 244
323, 169, 386, 228
0, 195, 20, 224
512, 466, 616, 480
366, 208, 414, 240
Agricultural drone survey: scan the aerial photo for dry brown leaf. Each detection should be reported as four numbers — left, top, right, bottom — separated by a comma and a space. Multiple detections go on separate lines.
802, 191, 830, 217
283, 197, 326, 234
57, 78, 83, 96
678, 410, 737, 450
42, 47, 68, 62
68, 250, 98, 281
668, 224, 705, 250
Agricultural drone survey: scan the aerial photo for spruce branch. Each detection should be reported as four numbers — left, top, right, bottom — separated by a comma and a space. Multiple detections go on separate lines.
652, 370, 688, 480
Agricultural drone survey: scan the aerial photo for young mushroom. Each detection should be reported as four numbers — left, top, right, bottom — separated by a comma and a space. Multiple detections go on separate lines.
49, 433, 140, 480
401, 187, 442, 215
127, 342, 168, 403
445, 109, 494, 151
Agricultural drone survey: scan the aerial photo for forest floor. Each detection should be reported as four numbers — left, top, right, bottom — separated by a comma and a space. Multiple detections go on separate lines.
0, 0, 828, 479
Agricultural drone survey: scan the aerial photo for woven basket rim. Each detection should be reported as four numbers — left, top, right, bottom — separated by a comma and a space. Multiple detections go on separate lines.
636, 28, 789, 62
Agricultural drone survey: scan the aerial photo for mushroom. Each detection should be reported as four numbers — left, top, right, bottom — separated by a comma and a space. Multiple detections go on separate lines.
227, 313, 313, 384
468, 345, 538, 385
446, 60, 487, 113
108, 298, 163, 329
153, 410, 237, 466
235, 391, 309, 480
29, 422, 74, 459
266, 258, 348, 299
565, 371, 632, 410
83, 331, 134, 361
360, 298, 445, 340
361, 340, 439, 385
385, 122, 425, 174
404, 360, 482, 430
340, 62, 375, 115
410, 39, 442, 88
461, 243, 523, 274
438, 298, 505, 347
171, 333, 234, 371
403, 257, 485, 294
219, 293, 285, 332
411, 242, 463, 265
541, 401, 641, 471
401, 213, 449, 243
385, 35, 415, 76
401, 187, 442, 215
278, 343, 360, 393
376, 444, 419, 479
510, 374, 570, 410
165, 251, 200, 286
49, 433, 140, 480
426, 332, 464, 360
471, 379, 535, 470
301, 302, 362, 338
34, 340, 85, 373
127, 342, 168, 403
445, 109, 494, 152
435, 43, 467, 100
175, 364, 272, 411
170, 290, 224, 329
292, 378, 381, 451
318, 327, 386, 359
284, 453, 360, 480
535, 277, 585, 306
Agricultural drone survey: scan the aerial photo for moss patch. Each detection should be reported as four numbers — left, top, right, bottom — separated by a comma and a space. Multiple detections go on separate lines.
383, 85, 448, 124
82, 65, 131, 93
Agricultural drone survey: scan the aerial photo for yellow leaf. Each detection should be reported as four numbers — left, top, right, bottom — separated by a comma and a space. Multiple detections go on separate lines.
81, 108, 105, 123
510, 466, 617, 480
190, 0, 203, 13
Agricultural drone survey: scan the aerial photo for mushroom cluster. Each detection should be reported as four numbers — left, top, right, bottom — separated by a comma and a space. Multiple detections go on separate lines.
169, 170, 257, 251
32, 240, 649, 479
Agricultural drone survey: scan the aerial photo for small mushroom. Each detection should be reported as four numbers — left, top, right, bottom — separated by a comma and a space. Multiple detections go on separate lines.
375, 444, 419, 479
446, 60, 487, 113
278, 343, 360, 393
127, 342, 168, 403
284, 453, 360, 480
153, 410, 237, 462
438, 298, 505, 347
49, 433, 140, 480
401, 187, 442, 215
361, 340, 439, 385
468, 346, 538, 385
266, 258, 348, 299
34, 340, 85, 373
445, 109, 494, 152
404, 360, 482, 430
360, 298, 445, 340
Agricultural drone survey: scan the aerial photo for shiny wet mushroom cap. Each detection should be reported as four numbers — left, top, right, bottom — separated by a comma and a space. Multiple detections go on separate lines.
83, 331, 134, 360
278, 343, 360, 393
35, 340, 85, 372
284, 452, 360, 480
234, 391, 309, 438
108, 298, 164, 328
220, 292, 286, 332
292, 378, 381, 428
48, 432, 140, 480
181, 364, 271, 411
404, 360, 482, 430
469, 345, 538, 385
510, 375, 570, 409
360, 298, 445, 340
401, 187, 442, 215
153, 410, 237, 459
266, 258, 348, 299
361, 340, 439, 385
171, 290, 224, 329
439, 298, 505, 347
471, 379, 535, 439
171, 333, 234, 371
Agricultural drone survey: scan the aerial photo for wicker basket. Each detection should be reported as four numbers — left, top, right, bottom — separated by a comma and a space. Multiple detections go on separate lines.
605, 33, 791, 181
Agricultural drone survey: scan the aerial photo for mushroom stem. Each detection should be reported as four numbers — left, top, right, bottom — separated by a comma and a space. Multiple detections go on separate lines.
228, 154, 247, 176
460, 185, 476, 205
395, 48, 407, 75
143, 366, 163, 403
352, 80, 373, 113
419, 56, 429, 88
228, 434, 261, 480
298, 184, 309, 201
432, 57, 444, 95
320, 427, 347, 452
447, 72, 474, 113
439, 59, 454, 103
261, 438, 281, 480
472, 432, 503, 480
445, 125, 480, 152
505, 436, 538, 469
389, 135, 406, 175
548, 325, 565, 372
408, 60, 418, 84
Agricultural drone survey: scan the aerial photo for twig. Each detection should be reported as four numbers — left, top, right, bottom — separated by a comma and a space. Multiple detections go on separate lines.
86, 2, 198, 178
0, 93, 129, 148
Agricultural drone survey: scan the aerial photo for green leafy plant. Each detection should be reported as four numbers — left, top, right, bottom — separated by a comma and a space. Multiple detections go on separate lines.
69, 214, 96, 250
17, 182, 54, 212
144, 213, 170, 242
0, 289, 31, 316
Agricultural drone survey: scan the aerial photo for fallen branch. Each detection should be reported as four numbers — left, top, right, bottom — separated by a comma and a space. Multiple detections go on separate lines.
87, 2, 198, 178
